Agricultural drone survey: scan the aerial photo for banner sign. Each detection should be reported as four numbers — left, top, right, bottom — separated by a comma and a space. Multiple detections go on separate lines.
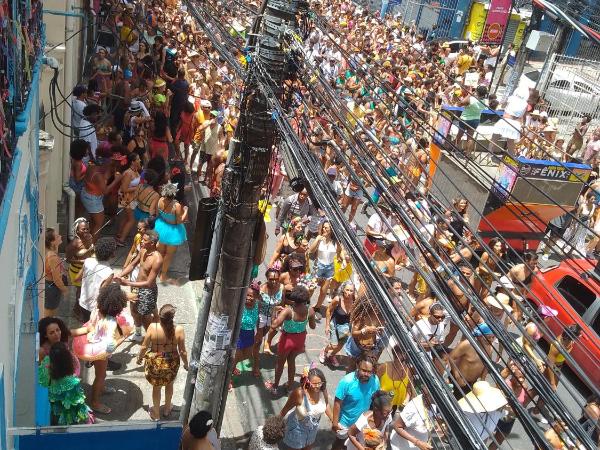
480, 0, 512, 44
503, 155, 591, 182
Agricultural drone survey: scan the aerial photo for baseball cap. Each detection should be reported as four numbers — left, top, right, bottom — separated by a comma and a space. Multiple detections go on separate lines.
472, 323, 494, 337
327, 166, 337, 176
200, 99, 212, 108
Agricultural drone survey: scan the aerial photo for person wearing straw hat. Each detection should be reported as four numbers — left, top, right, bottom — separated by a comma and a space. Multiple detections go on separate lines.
458, 380, 507, 443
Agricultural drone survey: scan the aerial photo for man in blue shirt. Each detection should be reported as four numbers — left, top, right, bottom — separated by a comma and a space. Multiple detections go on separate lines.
332, 355, 380, 449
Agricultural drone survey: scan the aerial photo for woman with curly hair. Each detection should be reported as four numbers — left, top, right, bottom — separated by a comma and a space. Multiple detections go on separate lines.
154, 181, 188, 282
249, 415, 286, 450
72, 283, 131, 415
38, 342, 92, 425
38, 317, 80, 376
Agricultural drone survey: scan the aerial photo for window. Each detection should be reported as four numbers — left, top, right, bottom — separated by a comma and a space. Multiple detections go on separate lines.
556, 276, 596, 316
592, 312, 600, 335
549, 79, 570, 90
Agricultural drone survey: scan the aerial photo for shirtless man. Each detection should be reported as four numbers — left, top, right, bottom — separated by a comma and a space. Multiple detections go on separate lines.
449, 322, 494, 400
116, 230, 163, 333
507, 251, 538, 321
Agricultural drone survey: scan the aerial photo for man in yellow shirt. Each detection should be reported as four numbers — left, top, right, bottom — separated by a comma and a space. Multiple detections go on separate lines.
456, 48, 474, 75
189, 100, 215, 179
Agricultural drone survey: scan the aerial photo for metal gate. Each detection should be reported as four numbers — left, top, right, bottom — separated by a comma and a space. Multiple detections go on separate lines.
399, 0, 461, 38
537, 53, 600, 142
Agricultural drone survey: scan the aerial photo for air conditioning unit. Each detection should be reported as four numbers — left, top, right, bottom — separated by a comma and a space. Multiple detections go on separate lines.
526, 30, 554, 51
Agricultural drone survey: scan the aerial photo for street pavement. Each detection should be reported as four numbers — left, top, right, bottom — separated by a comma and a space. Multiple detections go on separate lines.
57, 211, 200, 422
218, 183, 587, 449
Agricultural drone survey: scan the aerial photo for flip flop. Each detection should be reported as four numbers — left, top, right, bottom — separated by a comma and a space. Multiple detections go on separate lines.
92, 404, 112, 415
162, 406, 173, 418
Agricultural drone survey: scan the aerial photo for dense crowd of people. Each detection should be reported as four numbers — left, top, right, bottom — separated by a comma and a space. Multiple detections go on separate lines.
40, 0, 600, 447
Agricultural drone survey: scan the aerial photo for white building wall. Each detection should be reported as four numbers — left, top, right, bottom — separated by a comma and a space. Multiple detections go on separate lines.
40, 0, 86, 230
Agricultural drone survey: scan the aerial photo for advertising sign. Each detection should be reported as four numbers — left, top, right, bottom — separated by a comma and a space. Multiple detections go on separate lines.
481, 0, 512, 44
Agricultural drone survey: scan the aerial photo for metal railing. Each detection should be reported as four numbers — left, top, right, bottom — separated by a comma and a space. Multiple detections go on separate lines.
537, 52, 600, 144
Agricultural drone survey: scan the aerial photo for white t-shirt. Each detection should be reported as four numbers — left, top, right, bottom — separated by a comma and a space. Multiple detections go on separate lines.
317, 240, 337, 265
345, 412, 390, 450
71, 99, 87, 130
390, 395, 434, 449
79, 119, 98, 159
79, 258, 114, 312
411, 317, 445, 345
367, 213, 386, 236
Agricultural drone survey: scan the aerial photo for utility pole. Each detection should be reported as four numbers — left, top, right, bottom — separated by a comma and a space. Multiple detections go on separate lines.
187, 0, 300, 428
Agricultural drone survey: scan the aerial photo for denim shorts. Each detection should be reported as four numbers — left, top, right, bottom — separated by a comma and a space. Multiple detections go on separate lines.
80, 189, 104, 214
315, 261, 334, 279
329, 321, 350, 346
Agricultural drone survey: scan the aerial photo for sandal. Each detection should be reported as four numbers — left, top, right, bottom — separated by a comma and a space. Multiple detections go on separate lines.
148, 409, 160, 421
92, 404, 112, 415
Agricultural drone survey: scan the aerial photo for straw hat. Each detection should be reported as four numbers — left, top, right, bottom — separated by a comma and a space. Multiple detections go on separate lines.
154, 78, 166, 88
486, 293, 513, 312
458, 381, 507, 413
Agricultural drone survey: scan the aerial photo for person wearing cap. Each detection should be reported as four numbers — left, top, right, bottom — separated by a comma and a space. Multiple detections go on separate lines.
458, 381, 507, 444
152, 77, 171, 116
189, 99, 219, 181
181, 410, 221, 450
71, 85, 88, 134
136, 303, 188, 420
449, 323, 495, 400
124, 100, 151, 146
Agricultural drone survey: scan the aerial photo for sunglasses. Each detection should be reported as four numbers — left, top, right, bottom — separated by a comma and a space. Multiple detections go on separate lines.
268, 277, 279, 282
432, 314, 445, 320
290, 267, 302, 271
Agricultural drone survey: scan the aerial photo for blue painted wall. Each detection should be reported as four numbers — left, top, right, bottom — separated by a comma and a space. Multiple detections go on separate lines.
18, 425, 184, 450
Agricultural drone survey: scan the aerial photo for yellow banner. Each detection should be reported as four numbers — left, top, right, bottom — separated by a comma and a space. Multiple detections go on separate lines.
464, 2, 487, 41
513, 21, 527, 48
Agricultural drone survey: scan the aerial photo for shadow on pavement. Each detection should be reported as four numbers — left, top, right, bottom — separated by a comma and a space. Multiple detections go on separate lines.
82, 378, 144, 421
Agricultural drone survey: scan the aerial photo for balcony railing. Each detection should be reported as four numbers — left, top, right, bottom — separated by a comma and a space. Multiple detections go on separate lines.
0, 0, 45, 204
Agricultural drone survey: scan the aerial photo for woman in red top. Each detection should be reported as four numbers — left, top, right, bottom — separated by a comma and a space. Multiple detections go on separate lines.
149, 111, 173, 161
174, 101, 196, 163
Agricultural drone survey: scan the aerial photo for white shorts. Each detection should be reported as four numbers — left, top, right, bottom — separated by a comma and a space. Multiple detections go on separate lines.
258, 313, 272, 329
